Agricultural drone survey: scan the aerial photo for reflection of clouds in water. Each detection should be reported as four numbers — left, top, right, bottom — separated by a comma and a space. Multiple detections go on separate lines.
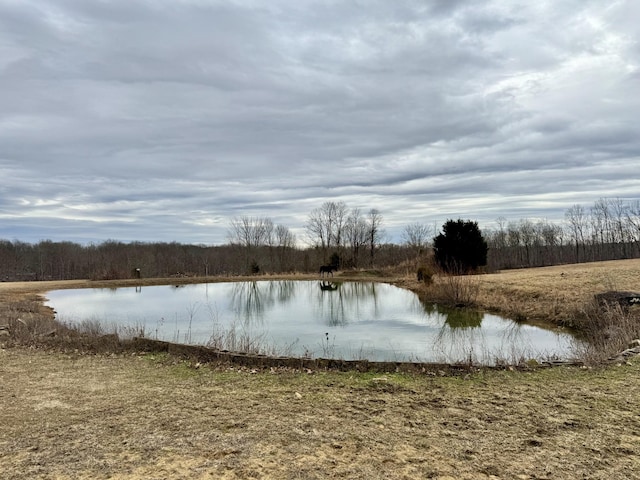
432, 313, 569, 364
433, 321, 486, 364
46, 281, 576, 364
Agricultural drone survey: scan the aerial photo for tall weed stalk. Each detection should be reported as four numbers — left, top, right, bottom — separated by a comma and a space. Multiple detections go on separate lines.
431, 269, 481, 307
572, 299, 640, 364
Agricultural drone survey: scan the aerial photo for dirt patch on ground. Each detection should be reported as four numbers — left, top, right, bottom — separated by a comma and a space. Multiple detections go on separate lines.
1, 347, 639, 479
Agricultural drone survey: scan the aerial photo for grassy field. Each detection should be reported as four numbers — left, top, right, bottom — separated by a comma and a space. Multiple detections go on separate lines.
399, 258, 639, 325
1, 347, 639, 479
471, 259, 640, 325
1, 259, 640, 478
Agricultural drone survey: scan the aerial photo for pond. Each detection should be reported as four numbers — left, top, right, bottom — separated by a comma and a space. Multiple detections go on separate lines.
45, 280, 577, 364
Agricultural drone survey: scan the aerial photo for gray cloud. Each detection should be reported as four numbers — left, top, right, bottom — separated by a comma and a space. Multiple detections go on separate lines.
0, 0, 638, 245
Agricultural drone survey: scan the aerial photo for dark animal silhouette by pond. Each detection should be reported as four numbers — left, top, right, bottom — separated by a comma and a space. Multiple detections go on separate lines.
319, 281, 339, 292
319, 265, 337, 277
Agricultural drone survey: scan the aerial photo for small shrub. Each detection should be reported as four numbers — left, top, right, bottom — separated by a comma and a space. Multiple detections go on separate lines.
431, 270, 480, 307
416, 265, 434, 285
90, 268, 128, 281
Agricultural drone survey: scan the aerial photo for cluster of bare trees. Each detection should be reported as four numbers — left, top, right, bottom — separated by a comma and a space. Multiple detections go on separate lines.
227, 216, 297, 273
484, 218, 567, 269
483, 198, 640, 270
305, 201, 385, 268
0, 239, 410, 282
0, 202, 390, 281
0, 239, 309, 281
1, 197, 638, 281
398, 197, 640, 271
564, 198, 640, 263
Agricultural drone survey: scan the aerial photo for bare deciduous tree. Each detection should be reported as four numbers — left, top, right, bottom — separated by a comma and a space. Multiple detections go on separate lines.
274, 224, 296, 272
344, 208, 368, 268
367, 209, 384, 267
566, 204, 587, 262
626, 200, 640, 256
305, 201, 349, 260
228, 216, 273, 248
228, 216, 274, 273
402, 222, 432, 259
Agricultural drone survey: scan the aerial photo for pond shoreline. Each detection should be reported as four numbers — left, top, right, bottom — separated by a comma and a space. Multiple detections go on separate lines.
45, 278, 577, 366
130, 336, 584, 373
2, 259, 639, 366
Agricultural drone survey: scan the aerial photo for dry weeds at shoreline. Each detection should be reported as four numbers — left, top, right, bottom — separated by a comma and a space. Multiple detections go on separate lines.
1, 347, 639, 479
437, 259, 640, 326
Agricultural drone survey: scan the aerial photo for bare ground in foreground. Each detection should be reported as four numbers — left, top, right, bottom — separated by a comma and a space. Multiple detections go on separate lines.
1, 348, 640, 480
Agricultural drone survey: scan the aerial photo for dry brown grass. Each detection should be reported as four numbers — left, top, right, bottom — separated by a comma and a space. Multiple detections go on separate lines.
403, 259, 640, 327
398, 259, 640, 363
1, 348, 639, 479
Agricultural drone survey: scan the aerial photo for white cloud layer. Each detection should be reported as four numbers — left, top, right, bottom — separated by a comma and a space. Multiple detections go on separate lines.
1, 0, 638, 244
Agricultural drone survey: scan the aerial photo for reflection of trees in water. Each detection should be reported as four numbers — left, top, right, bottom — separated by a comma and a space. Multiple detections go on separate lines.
416, 302, 482, 328
229, 281, 296, 324
431, 307, 541, 364
268, 280, 296, 303
433, 316, 486, 364
230, 281, 391, 327
443, 308, 483, 329
314, 281, 381, 327
316, 281, 346, 326
414, 301, 483, 332
231, 281, 294, 323
230, 282, 266, 324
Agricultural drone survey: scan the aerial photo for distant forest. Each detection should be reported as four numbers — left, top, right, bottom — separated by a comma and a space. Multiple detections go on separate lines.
1, 197, 639, 281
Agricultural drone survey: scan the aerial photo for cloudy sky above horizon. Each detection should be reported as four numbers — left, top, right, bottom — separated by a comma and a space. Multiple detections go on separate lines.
1, 0, 638, 246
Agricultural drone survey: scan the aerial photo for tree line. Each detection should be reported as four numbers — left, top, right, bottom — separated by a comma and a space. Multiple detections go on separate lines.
0, 197, 638, 281
485, 198, 640, 270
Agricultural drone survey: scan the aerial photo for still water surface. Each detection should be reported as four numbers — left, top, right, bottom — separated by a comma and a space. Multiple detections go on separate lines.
46, 280, 576, 364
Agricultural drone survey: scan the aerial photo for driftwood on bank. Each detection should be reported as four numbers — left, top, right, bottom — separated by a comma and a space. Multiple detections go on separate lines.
594, 291, 640, 308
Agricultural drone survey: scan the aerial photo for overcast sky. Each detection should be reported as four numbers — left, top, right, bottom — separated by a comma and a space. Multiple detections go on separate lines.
1, 0, 638, 246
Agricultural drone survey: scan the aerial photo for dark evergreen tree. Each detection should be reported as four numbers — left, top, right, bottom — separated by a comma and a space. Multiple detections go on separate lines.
433, 219, 488, 273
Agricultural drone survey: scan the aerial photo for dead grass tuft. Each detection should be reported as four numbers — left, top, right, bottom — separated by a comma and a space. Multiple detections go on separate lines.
572, 297, 640, 364
428, 272, 481, 307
